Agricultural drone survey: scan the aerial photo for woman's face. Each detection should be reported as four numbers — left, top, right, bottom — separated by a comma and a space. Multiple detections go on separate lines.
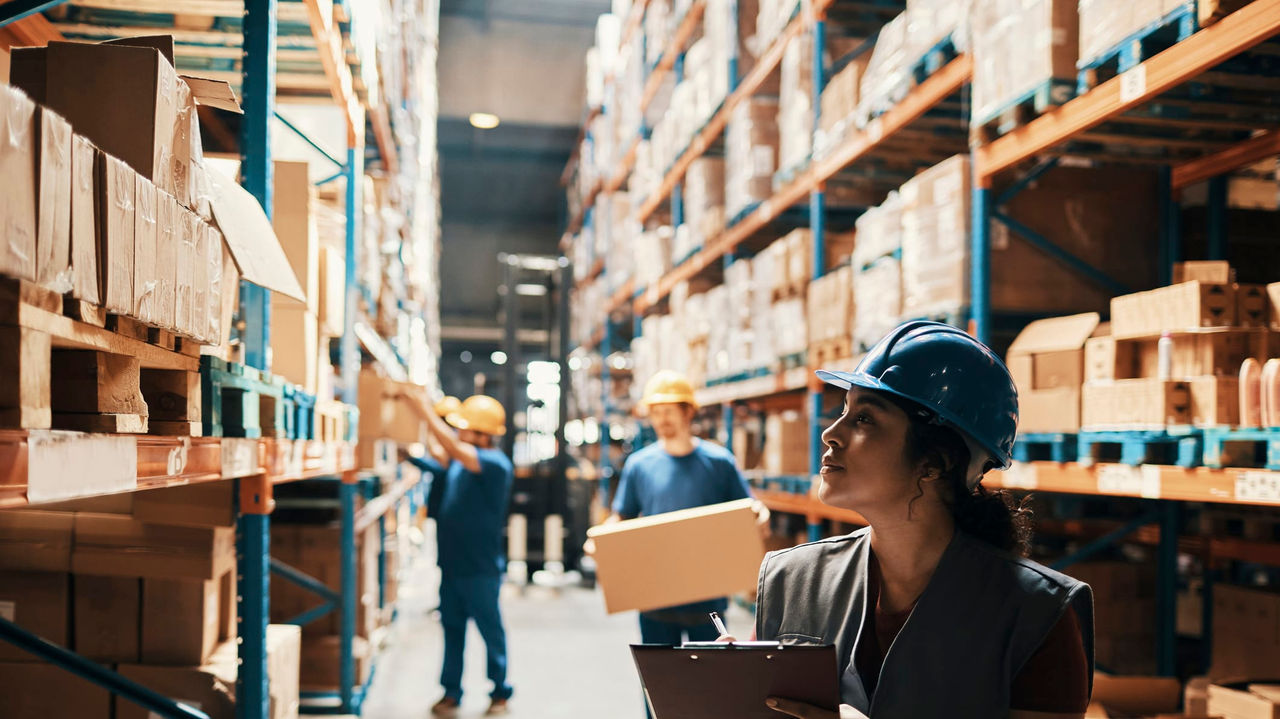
817, 387, 923, 512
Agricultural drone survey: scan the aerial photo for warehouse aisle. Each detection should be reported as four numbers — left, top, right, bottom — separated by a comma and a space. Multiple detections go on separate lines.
362, 528, 756, 718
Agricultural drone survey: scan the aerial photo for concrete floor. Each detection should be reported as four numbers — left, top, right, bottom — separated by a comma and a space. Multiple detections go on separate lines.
361, 526, 754, 719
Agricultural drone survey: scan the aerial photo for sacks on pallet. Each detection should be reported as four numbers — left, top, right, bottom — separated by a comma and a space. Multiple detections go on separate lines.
970, 0, 1079, 128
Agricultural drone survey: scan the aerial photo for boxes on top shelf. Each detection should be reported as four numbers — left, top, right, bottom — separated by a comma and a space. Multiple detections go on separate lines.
854, 256, 902, 353
817, 53, 870, 155
1109, 281, 1266, 338
0, 85, 37, 282
856, 11, 909, 126
900, 154, 971, 319
34, 106, 72, 293
1078, 0, 1191, 68
970, 0, 1079, 126
725, 97, 780, 221
1006, 312, 1101, 433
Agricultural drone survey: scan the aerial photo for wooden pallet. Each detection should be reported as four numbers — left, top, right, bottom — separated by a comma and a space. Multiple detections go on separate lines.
201, 356, 284, 439
0, 279, 201, 434
971, 78, 1077, 145
315, 400, 348, 443
1201, 427, 1280, 470
1077, 428, 1203, 467
1077, 2, 1198, 94
1199, 505, 1280, 541
1012, 433, 1077, 463
809, 337, 853, 369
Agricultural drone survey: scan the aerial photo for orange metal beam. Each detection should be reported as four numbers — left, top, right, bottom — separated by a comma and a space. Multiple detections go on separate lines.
975, 0, 1280, 182
986, 462, 1280, 507
301, 0, 361, 146
0, 10, 63, 49
1172, 126, 1280, 189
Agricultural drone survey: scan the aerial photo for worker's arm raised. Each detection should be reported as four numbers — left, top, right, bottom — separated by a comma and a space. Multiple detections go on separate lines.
401, 389, 482, 473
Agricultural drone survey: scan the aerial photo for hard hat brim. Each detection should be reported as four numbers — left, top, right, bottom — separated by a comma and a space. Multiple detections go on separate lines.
640, 393, 699, 410
815, 369, 1011, 469
445, 412, 508, 437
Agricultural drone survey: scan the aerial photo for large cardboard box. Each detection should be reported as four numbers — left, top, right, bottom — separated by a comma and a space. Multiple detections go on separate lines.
0, 661, 113, 719
155, 191, 179, 330
1212, 583, 1280, 680
587, 498, 765, 614
1006, 313, 1100, 433
0, 84, 38, 281
1175, 260, 1233, 284
98, 152, 136, 314
141, 571, 234, 665
1082, 378, 1192, 429
1208, 683, 1280, 719
70, 134, 100, 303
0, 510, 74, 571
133, 174, 159, 323
273, 160, 319, 312
74, 574, 141, 662
764, 410, 810, 475
134, 480, 235, 528
35, 107, 73, 292
1112, 282, 1237, 338
11, 40, 177, 196
1090, 674, 1182, 718
72, 513, 236, 580
0, 570, 70, 661
270, 298, 320, 393
1238, 283, 1271, 328
191, 217, 210, 342
1191, 375, 1239, 427
116, 645, 237, 719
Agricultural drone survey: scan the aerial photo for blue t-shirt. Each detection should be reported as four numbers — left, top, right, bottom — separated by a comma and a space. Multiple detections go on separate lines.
431, 448, 514, 577
612, 440, 752, 618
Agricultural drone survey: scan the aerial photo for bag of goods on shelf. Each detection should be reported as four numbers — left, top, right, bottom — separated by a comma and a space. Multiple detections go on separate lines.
644, 0, 672, 67
971, 0, 1079, 129
724, 255, 755, 330
855, 12, 910, 127
725, 97, 780, 221
635, 227, 673, 289
853, 256, 902, 353
684, 156, 726, 251
900, 154, 971, 319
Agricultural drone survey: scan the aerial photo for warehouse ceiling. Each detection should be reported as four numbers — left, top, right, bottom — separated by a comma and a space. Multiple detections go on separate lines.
437, 0, 607, 392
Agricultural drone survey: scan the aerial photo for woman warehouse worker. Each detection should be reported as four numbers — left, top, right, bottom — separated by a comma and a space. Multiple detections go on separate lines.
748, 321, 1094, 719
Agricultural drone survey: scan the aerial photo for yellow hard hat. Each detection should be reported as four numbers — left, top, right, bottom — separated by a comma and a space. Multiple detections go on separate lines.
446, 395, 508, 436
640, 370, 699, 409
434, 396, 462, 417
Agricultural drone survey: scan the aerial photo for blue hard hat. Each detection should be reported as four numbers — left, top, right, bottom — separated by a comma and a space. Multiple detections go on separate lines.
815, 321, 1019, 470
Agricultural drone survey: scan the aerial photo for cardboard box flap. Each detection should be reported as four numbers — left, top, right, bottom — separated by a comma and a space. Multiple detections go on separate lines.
181, 76, 243, 114
102, 35, 175, 67
206, 167, 306, 302
1091, 674, 1182, 716
1008, 312, 1102, 355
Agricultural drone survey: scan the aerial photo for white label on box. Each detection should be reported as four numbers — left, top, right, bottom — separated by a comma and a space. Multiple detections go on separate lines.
0, 600, 15, 622
1097, 464, 1144, 496
1120, 64, 1147, 104
1235, 471, 1280, 504
221, 437, 260, 478
150, 700, 202, 719
1000, 462, 1038, 490
1141, 465, 1163, 499
26, 431, 137, 503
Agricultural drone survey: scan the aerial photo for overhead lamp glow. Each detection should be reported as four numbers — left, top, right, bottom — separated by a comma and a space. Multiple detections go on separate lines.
469, 112, 501, 130
515, 283, 547, 296
491, 351, 508, 365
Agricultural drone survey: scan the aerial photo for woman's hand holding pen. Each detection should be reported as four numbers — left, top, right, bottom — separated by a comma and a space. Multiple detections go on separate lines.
765, 698, 869, 719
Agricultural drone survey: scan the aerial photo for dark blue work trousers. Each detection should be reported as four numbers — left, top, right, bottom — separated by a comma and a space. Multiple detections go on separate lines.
439, 573, 513, 702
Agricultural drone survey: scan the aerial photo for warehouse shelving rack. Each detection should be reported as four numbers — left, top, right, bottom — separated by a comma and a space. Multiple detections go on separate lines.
0, 0, 430, 715
565, 0, 1280, 679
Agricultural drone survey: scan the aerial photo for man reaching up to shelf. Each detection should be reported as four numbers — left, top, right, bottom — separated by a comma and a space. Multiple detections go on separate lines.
594, 370, 771, 646
400, 391, 516, 717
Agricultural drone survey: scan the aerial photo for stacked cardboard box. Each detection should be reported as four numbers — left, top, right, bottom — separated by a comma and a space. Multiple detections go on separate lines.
1066, 561, 1157, 674
900, 154, 971, 319
683, 156, 726, 252
357, 369, 424, 467
807, 265, 855, 360
971, 0, 1079, 127
764, 410, 810, 475
1006, 313, 1101, 433
778, 28, 815, 174
270, 522, 381, 642
852, 194, 903, 352
726, 97, 780, 221
1078, 0, 1190, 67
1212, 583, 1280, 680
1207, 681, 1280, 719
816, 55, 868, 156
856, 12, 910, 126
756, 0, 801, 50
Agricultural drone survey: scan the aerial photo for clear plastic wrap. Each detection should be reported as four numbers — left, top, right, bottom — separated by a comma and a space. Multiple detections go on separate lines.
133, 175, 158, 324
1078, 0, 1176, 67
0, 85, 37, 282
906, 0, 973, 59
853, 256, 903, 351
683, 156, 726, 251
206, 223, 223, 344
103, 156, 137, 316
756, 0, 801, 50
856, 12, 910, 127
816, 57, 865, 157
900, 155, 972, 318
778, 28, 815, 173
807, 265, 854, 346
155, 194, 177, 331
36, 108, 73, 294
70, 135, 99, 304
725, 97, 780, 220
851, 191, 903, 269
971, 0, 1079, 126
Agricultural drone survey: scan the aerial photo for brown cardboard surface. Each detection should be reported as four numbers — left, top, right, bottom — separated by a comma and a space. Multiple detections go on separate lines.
191, 218, 209, 342
1112, 282, 1237, 338
1008, 312, 1103, 355
35, 107, 72, 292
133, 174, 159, 323
270, 298, 320, 393
0, 660, 113, 718
587, 499, 765, 614
70, 134, 99, 303
1208, 683, 1280, 719
1091, 674, 1182, 716
175, 208, 197, 336
1175, 261, 1233, 284
156, 192, 178, 330
300, 634, 370, 690
74, 574, 141, 662
764, 411, 810, 475
72, 513, 236, 580
99, 152, 136, 314
273, 160, 319, 312
318, 244, 345, 336
1033, 349, 1084, 391
141, 571, 232, 665
1082, 379, 1192, 429
181, 75, 243, 113
1238, 283, 1270, 328
134, 480, 235, 527
0, 85, 38, 281
0, 570, 70, 662
1018, 387, 1081, 434
1269, 282, 1280, 330
1213, 583, 1280, 680
206, 165, 306, 301
116, 654, 236, 719
1191, 375, 1240, 427
0, 510, 74, 571
1006, 313, 1099, 431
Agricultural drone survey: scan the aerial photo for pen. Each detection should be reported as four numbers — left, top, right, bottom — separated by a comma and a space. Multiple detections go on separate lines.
709, 611, 729, 637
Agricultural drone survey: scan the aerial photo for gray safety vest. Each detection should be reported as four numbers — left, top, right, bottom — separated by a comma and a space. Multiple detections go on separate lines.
756, 527, 1094, 717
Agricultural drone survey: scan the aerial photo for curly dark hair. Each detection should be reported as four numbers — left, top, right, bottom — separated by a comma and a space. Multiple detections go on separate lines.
889, 396, 1034, 556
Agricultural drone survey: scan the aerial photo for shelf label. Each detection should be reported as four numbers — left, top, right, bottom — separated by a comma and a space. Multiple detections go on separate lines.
1001, 462, 1038, 490
1235, 471, 1280, 504
1096, 464, 1154, 497
1120, 64, 1147, 104
1141, 465, 1162, 499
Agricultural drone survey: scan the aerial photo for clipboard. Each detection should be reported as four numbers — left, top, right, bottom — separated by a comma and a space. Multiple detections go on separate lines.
631, 642, 840, 719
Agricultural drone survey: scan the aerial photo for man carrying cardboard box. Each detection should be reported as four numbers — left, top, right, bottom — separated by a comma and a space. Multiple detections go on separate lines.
593, 371, 770, 645
399, 391, 515, 717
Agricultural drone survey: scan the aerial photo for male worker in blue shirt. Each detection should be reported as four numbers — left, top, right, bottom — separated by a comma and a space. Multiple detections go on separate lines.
400, 392, 515, 717
602, 370, 770, 646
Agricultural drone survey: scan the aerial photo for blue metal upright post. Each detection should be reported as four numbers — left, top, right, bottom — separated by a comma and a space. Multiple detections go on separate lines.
339, 474, 359, 712
1157, 167, 1179, 286
237, 476, 273, 719
1207, 175, 1228, 261
342, 146, 363, 402
1156, 502, 1181, 676
723, 403, 734, 449
239, 0, 278, 371
970, 184, 992, 344
805, 11, 827, 545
